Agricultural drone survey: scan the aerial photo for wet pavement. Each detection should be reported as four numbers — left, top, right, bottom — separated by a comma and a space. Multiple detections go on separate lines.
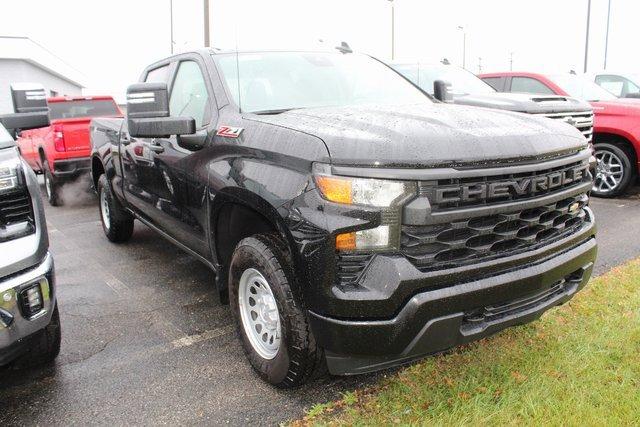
1, 187, 640, 426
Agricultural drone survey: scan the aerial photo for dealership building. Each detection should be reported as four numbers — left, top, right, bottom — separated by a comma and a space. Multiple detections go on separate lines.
0, 35, 84, 113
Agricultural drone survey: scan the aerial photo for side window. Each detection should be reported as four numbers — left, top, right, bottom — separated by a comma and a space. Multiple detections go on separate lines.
169, 61, 210, 128
510, 77, 555, 95
595, 75, 625, 96
482, 77, 504, 91
145, 65, 170, 83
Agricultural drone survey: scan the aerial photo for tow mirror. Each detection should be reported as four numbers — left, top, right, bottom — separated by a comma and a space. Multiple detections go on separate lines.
0, 84, 50, 131
433, 80, 453, 103
126, 82, 195, 138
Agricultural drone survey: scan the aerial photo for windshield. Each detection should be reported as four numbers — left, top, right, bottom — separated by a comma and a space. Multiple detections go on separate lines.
549, 75, 618, 102
393, 64, 495, 96
48, 99, 120, 120
214, 52, 430, 113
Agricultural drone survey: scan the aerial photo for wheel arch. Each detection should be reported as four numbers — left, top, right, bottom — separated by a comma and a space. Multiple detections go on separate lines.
91, 155, 106, 191
210, 188, 303, 302
593, 131, 639, 173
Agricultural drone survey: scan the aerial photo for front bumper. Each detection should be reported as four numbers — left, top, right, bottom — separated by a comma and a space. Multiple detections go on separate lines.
52, 157, 91, 178
309, 231, 596, 375
0, 252, 55, 365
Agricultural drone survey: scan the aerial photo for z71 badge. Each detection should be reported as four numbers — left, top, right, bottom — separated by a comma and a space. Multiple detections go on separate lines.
216, 126, 244, 138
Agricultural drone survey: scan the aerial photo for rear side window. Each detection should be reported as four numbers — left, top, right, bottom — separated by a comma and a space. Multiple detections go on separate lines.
145, 65, 170, 83
510, 77, 555, 95
482, 77, 504, 91
48, 100, 120, 120
169, 61, 210, 128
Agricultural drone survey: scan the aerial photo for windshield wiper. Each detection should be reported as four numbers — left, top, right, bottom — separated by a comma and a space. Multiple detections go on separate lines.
252, 108, 294, 115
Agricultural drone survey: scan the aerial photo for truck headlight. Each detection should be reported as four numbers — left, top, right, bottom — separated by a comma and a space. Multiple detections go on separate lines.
314, 169, 409, 207
313, 164, 415, 251
0, 158, 22, 194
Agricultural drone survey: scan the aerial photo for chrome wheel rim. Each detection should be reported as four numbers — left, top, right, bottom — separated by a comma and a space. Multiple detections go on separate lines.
593, 150, 624, 194
238, 268, 281, 359
45, 174, 52, 200
100, 188, 111, 230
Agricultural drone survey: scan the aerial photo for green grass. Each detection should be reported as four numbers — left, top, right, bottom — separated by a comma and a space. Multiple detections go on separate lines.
295, 259, 640, 426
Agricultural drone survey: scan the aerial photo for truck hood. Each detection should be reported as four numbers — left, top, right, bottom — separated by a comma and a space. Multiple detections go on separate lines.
250, 103, 587, 167
454, 92, 592, 114
590, 99, 640, 116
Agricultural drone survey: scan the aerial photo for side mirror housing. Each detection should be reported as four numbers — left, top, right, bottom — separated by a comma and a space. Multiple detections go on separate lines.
433, 80, 453, 103
0, 84, 50, 131
126, 82, 195, 138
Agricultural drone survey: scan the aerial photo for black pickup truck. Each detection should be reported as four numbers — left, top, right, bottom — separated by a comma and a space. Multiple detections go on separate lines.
90, 49, 597, 387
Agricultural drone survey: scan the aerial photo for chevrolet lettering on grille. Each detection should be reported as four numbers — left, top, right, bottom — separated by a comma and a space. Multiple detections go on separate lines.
435, 164, 590, 204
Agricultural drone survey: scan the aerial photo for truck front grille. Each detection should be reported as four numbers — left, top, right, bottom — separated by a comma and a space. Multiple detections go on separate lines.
419, 160, 591, 211
0, 188, 35, 242
401, 193, 589, 272
539, 111, 594, 143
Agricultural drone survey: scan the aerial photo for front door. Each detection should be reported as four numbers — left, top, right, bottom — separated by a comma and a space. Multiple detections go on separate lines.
121, 58, 213, 250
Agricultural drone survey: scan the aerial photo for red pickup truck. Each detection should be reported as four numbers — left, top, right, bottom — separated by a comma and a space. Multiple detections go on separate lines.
479, 71, 640, 198
17, 96, 122, 205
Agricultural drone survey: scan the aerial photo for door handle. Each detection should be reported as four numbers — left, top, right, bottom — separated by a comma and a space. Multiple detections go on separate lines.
145, 142, 164, 153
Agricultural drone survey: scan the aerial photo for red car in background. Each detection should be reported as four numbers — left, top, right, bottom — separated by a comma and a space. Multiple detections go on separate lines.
480, 71, 640, 198
17, 96, 122, 205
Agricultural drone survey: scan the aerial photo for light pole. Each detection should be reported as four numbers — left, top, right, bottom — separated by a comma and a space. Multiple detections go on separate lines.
169, 0, 174, 54
204, 0, 210, 48
457, 26, 466, 70
509, 51, 514, 71
388, 0, 395, 61
584, 0, 592, 73
604, 0, 612, 69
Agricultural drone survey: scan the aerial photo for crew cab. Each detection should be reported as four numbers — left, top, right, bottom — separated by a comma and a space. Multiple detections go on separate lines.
480, 71, 640, 197
17, 96, 122, 205
91, 49, 597, 387
391, 62, 594, 143
589, 71, 640, 99
0, 85, 60, 368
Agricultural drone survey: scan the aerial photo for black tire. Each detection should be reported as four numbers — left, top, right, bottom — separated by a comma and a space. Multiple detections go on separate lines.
20, 304, 62, 366
592, 143, 635, 198
97, 174, 134, 243
43, 162, 62, 206
229, 234, 324, 388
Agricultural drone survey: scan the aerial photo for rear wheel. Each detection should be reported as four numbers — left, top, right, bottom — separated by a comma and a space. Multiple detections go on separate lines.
43, 162, 62, 206
592, 143, 634, 198
229, 234, 323, 388
97, 174, 134, 243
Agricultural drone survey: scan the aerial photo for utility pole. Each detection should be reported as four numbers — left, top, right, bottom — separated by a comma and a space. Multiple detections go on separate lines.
388, 0, 395, 60
604, 0, 612, 69
478, 57, 482, 74
457, 26, 466, 70
584, 0, 592, 73
169, 0, 174, 54
204, 0, 210, 48
509, 52, 514, 71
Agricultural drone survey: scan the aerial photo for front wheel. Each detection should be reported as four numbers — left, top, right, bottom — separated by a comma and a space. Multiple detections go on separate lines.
592, 143, 635, 198
97, 174, 134, 243
229, 234, 323, 388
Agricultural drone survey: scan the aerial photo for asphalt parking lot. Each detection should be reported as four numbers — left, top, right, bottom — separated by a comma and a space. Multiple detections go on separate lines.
2, 186, 640, 426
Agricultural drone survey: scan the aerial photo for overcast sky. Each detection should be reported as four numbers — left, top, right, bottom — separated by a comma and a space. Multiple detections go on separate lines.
1, 0, 638, 99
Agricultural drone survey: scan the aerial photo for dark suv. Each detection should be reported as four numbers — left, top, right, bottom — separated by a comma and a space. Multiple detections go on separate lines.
91, 49, 597, 387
